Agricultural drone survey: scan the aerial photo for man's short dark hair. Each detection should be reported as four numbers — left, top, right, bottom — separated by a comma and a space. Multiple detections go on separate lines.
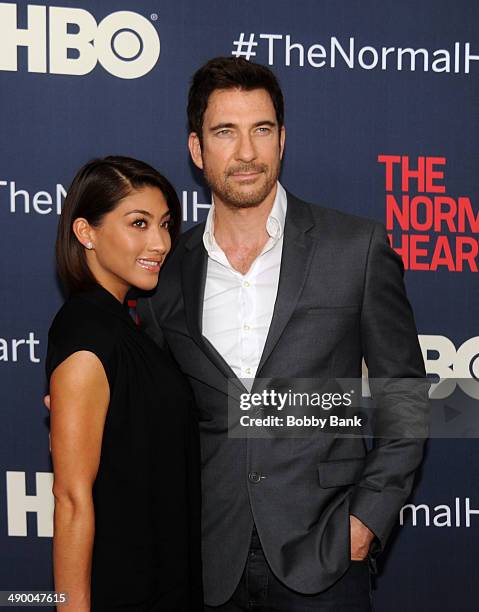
187, 57, 284, 140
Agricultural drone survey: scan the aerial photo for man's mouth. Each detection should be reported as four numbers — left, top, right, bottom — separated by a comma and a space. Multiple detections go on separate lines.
229, 169, 265, 183
232, 171, 261, 177
228, 164, 266, 180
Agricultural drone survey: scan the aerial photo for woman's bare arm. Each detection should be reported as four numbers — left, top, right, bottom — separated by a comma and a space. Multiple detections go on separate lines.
50, 351, 109, 611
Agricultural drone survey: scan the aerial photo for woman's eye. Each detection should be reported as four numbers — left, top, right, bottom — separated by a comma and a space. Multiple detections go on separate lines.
133, 218, 147, 228
161, 219, 172, 230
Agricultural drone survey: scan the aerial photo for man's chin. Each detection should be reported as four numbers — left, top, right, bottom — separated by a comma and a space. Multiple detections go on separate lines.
226, 193, 263, 208
221, 181, 276, 209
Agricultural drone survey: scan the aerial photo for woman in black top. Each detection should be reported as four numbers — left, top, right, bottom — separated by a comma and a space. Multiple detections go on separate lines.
46, 157, 202, 611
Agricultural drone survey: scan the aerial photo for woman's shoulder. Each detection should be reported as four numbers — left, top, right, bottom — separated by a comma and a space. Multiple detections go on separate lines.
46, 290, 121, 383
49, 293, 118, 346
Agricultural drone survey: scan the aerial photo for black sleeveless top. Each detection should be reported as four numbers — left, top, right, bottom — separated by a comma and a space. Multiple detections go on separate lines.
46, 286, 202, 611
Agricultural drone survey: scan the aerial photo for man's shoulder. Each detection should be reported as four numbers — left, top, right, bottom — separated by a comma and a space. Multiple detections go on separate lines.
173, 221, 206, 252
162, 221, 206, 269
286, 191, 381, 238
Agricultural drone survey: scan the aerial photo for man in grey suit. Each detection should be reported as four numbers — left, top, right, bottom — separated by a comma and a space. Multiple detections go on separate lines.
139, 57, 428, 611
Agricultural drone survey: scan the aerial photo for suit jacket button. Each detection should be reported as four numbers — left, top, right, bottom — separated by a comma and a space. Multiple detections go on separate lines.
248, 471, 261, 483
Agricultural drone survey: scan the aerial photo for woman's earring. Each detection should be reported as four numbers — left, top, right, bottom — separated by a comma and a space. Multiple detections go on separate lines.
85, 241, 94, 250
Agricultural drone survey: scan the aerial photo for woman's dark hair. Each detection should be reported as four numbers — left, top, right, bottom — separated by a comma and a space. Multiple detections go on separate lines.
56, 155, 181, 294
187, 56, 284, 142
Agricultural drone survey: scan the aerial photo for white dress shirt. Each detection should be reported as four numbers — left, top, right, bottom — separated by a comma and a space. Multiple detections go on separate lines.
202, 182, 287, 385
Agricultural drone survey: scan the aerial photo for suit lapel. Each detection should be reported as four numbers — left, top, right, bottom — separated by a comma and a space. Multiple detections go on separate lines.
180, 193, 316, 393
181, 228, 246, 395
255, 194, 316, 377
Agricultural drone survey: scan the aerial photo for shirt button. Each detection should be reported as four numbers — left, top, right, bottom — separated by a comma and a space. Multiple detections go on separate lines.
243, 324, 250, 331
245, 368, 252, 375
243, 280, 250, 287
248, 472, 262, 484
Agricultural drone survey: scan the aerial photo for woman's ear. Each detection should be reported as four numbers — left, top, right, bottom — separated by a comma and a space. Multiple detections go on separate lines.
72, 218, 95, 250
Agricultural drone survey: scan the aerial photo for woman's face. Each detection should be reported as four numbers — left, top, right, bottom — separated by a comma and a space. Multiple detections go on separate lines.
84, 186, 172, 301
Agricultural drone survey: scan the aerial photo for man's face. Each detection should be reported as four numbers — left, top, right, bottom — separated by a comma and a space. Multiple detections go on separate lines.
189, 87, 285, 209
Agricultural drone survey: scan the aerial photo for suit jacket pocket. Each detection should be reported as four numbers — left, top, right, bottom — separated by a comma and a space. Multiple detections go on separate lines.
318, 457, 365, 488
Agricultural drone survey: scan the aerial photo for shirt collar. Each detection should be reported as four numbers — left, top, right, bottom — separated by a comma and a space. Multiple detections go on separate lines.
203, 181, 287, 255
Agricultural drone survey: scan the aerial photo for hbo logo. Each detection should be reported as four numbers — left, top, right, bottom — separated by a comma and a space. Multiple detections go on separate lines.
0, 3, 160, 78
419, 335, 479, 399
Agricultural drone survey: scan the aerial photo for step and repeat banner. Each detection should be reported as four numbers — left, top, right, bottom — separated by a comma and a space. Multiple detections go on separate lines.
0, 1, 478, 610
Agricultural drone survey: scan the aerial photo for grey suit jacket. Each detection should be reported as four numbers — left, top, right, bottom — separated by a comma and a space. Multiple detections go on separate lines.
138, 193, 428, 606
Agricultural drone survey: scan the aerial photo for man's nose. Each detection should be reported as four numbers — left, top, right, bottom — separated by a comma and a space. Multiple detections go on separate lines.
235, 133, 256, 162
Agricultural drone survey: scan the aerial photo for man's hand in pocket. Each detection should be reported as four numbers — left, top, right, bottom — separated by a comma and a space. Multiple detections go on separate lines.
350, 514, 374, 561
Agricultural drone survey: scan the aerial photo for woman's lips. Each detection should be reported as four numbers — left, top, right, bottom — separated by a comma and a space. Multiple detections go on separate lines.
137, 258, 161, 272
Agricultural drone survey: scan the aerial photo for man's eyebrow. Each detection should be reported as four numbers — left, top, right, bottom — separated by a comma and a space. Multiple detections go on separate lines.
209, 122, 235, 132
252, 120, 277, 128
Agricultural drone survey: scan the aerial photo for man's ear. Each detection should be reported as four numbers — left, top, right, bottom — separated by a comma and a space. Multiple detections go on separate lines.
279, 125, 286, 160
188, 132, 204, 170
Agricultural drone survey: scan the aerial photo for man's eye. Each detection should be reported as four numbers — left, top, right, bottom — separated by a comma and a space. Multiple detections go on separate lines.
217, 129, 232, 136
256, 127, 271, 134
133, 218, 147, 228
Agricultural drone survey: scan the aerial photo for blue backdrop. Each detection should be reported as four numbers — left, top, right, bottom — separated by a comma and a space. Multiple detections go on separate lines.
1, 1, 478, 610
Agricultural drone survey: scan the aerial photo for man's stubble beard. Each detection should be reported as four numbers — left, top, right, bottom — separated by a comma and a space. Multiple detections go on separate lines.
203, 160, 281, 210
